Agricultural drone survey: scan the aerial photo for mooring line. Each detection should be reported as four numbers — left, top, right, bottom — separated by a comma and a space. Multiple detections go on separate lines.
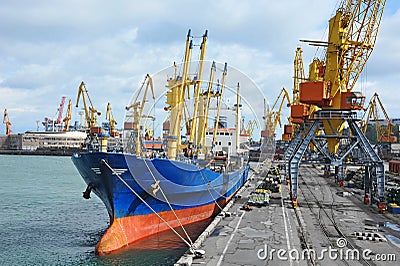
101, 159, 193, 250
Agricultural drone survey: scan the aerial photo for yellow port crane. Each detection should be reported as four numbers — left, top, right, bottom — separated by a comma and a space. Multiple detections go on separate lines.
63, 99, 72, 132
263, 88, 291, 138
125, 74, 155, 155
3, 109, 12, 135
360, 92, 397, 143
76, 81, 101, 131
106, 102, 118, 137
287, 0, 386, 210
299, 0, 385, 153
244, 119, 259, 137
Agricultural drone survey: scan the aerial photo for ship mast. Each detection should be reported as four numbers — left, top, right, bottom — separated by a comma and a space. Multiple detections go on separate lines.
212, 63, 228, 149
235, 83, 241, 154
189, 31, 208, 147
166, 30, 193, 160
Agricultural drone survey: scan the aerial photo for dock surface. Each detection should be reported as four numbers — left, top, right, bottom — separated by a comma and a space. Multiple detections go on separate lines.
177, 164, 400, 266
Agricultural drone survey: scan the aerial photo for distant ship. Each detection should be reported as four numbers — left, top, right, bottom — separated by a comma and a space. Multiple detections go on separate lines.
72, 30, 250, 255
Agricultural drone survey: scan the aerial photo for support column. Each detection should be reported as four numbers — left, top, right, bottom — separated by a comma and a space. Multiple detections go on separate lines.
364, 166, 371, 205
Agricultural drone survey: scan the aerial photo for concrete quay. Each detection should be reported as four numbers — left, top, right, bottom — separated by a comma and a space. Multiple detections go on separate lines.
176, 164, 400, 266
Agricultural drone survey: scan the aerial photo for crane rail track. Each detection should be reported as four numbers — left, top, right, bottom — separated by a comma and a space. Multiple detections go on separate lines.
295, 166, 375, 266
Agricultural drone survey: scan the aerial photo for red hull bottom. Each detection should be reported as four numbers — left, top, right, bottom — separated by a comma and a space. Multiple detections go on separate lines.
96, 199, 229, 255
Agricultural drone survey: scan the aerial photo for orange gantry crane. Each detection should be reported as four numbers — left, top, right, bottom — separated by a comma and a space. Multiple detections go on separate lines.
285, 0, 386, 210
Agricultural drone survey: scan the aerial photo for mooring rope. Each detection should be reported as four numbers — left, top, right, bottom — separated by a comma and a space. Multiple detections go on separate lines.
101, 159, 194, 250
141, 157, 194, 246
197, 166, 225, 212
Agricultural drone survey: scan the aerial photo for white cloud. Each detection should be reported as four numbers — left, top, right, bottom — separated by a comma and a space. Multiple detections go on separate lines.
0, 0, 399, 137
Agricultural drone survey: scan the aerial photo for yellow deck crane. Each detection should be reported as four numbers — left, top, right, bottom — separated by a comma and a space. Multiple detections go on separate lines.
106, 102, 119, 137
360, 92, 397, 144
287, 0, 386, 210
262, 88, 291, 139
125, 74, 155, 156
3, 109, 12, 135
63, 99, 72, 132
76, 81, 101, 132
197, 61, 217, 152
211, 63, 228, 151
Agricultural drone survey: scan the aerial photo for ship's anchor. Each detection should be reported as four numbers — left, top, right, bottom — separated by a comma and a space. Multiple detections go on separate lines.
83, 183, 95, 199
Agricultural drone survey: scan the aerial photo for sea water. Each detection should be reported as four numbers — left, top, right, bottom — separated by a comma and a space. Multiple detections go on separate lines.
0, 155, 208, 265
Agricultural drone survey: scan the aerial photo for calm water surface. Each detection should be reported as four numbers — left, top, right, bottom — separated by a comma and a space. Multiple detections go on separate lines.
0, 155, 209, 265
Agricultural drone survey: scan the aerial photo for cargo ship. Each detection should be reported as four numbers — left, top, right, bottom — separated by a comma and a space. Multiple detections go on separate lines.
72, 30, 250, 255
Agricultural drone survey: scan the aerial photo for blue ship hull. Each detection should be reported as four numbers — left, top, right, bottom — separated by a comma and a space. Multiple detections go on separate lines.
72, 152, 249, 254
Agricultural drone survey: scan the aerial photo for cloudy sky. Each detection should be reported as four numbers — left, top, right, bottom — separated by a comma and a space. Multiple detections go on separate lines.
1, 0, 399, 137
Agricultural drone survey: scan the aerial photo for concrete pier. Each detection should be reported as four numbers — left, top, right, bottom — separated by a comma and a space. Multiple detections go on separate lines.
176, 164, 400, 266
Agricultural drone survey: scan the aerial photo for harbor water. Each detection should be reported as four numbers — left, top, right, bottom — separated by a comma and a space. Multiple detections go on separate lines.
0, 155, 209, 265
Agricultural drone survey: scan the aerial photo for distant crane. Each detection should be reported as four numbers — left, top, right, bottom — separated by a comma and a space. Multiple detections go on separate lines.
42, 96, 66, 131
263, 88, 291, 138
63, 99, 72, 132
125, 74, 155, 155
106, 102, 118, 137
3, 109, 12, 135
360, 92, 397, 143
76, 81, 101, 131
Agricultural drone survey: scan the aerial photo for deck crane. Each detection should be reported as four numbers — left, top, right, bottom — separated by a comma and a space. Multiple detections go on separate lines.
360, 92, 397, 144
197, 61, 216, 151
189, 31, 208, 147
106, 102, 119, 137
125, 74, 155, 155
76, 81, 101, 131
211, 62, 228, 150
263, 88, 291, 139
3, 109, 12, 135
286, 0, 386, 210
63, 99, 72, 132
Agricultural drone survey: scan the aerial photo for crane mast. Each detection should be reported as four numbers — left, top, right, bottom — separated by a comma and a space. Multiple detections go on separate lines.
212, 63, 228, 149
197, 62, 216, 151
189, 31, 208, 145
165, 30, 193, 160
